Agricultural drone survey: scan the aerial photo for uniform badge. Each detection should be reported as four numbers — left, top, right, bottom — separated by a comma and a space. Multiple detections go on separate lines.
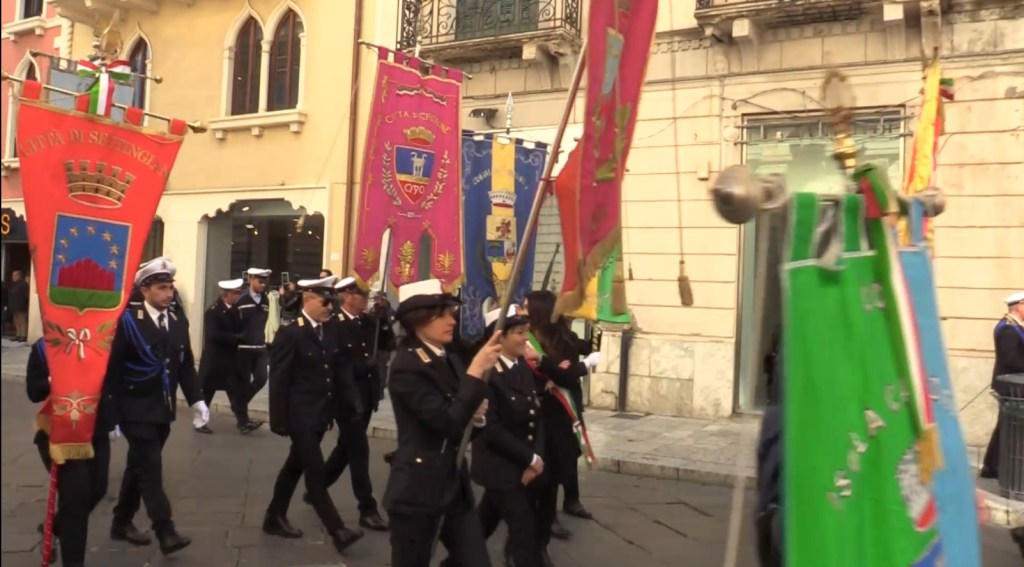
415, 348, 430, 363
297, 317, 305, 327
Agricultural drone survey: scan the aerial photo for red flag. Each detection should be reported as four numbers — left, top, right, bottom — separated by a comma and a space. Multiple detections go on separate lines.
16, 81, 186, 463
554, 0, 658, 316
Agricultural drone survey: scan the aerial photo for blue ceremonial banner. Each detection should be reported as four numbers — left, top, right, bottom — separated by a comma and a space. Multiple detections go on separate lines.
460, 131, 548, 340
899, 199, 981, 566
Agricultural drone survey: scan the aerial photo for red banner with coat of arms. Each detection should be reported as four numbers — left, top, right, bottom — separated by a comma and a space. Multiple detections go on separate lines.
352, 47, 464, 290
16, 81, 186, 463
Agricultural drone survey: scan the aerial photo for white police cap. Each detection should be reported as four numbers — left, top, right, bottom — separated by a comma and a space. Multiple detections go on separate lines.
297, 275, 338, 292
246, 267, 272, 278
1005, 292, 1024, 307
134, 257, 176, 286
218, 278, 244, 291
484, 304, 521, 328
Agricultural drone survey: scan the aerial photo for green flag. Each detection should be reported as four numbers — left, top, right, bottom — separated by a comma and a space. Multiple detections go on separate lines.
782, 192, 941, 566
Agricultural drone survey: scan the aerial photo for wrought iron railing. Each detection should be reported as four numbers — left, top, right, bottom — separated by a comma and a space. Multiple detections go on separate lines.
397, 0, 581, 51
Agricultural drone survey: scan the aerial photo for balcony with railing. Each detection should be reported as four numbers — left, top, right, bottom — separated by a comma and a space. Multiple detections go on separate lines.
397, 0, 582, 62
695, 0, 866, 30
49, 0, 196, 25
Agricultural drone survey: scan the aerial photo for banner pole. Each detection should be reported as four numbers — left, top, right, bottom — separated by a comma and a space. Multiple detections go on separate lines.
1, 73, 207, 133
432, 42, 588, 560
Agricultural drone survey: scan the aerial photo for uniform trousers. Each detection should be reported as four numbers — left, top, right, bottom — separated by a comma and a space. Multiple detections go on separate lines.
389, 504, 491, 567
233, 348, 268, 424
323, 412, 378, 515
113, 422, 174, 534
268, 430, 345, 533
478, 483, 551, 567
35, 431, 111, 564
983, 420, 1000, 476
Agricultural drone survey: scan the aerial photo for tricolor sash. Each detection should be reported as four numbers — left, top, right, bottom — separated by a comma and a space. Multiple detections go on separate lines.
16, 81, 186, 462
527, 333, 595, 465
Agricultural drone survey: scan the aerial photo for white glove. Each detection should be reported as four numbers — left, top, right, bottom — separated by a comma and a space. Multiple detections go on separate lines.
109, 425, 122, 441
191, 401, 210, 429
583, 352, 601, 370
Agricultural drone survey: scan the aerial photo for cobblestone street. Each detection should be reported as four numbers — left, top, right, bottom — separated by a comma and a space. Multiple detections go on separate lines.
2, 377, 1021, 566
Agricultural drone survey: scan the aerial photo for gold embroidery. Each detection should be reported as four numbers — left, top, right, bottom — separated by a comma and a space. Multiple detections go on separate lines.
415, 348, 430, 363
50, 392, 99, 429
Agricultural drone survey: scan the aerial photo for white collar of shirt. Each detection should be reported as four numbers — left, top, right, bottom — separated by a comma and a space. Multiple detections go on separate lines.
301, 310, 319, 329
500, 355, 517, 368
250, 290, 262, 303
422, 340, 445, 357
1009, 313, 1023, 326
341, 307, 359, 320
143, 301, 168, 326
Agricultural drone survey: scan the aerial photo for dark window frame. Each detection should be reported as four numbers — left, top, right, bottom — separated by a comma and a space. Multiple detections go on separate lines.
231, 17, 264, 116
268, 10, 303, 112
22, 0, 43, 19
128, 40, 150, 110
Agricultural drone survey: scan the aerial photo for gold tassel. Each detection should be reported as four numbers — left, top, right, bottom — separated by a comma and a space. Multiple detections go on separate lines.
49, 443, 96, 465
916, 424, 944, 485
678, 259, 694, 307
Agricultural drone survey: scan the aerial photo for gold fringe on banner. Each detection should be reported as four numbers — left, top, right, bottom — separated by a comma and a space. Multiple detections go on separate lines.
50, 443, 95, 465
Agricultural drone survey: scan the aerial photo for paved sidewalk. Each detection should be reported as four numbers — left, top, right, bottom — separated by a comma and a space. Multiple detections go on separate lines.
3, 338, 1020, 528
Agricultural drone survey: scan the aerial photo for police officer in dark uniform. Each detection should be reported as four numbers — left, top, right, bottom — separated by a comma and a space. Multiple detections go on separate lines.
383, 278, 501, 566
27, 338, 114, 567
233, 267, 272, 433
472, 305, 550, 567
195, 278, 245, 434
263, 276, 365, 555
981, 291, 1024, 479
105, 257, 210, 556
307, 277, 392, 530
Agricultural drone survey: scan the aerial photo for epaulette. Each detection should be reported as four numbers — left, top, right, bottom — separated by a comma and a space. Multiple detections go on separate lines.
297, 317, 305, 327
414, 348, 430, 363
135, 308, 145, 320
495, 364, 504, 374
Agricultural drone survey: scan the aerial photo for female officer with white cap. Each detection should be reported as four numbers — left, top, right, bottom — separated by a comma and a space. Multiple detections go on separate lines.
382, 278, 502, 566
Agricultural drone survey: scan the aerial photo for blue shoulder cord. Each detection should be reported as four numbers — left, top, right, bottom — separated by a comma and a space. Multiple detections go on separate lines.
995, 317, 1024, 344
119, 310, 171, 404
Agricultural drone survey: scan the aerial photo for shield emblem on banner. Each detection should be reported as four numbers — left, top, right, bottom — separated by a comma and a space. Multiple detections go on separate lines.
394, 139, 436, 206
48, 213, 131, 312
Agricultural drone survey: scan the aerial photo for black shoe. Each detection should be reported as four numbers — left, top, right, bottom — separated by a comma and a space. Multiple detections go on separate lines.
157, 528, 191, 555
330, 526, 364, 553
194, 424, 214, 434
359, 511, 389, 531
550, 517, 571, 540
563, 500, 592, 519
239, 421, 264, 435
1011, 527, 1024, 558
541, 549, 555, 567
263, 513, 303, 538
111, 521, 152, 546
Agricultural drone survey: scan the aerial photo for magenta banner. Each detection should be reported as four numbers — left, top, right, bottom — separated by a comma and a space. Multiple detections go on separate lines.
352, 48, 465, 290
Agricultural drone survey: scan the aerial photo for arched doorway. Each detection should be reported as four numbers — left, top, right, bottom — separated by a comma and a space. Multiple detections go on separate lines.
201, 199, 324, 308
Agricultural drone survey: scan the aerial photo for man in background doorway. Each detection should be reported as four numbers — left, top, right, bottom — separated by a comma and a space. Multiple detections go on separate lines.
8, 270, 29, 342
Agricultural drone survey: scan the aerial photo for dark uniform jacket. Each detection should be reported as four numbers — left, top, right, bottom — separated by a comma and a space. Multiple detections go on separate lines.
332, 307, 395, 413
103, 305, 200, 425
383, 339, 487, 516
198, 298, 243, 390
535, 333, 591, 459
993, 316, 1024, 385
235, 291, 270, 347
27, 339, 114, 444
268, 314, 362, 436
471, 356, 545, 491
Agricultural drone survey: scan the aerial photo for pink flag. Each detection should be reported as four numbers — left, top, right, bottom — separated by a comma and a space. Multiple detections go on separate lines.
352, 48, 464, 290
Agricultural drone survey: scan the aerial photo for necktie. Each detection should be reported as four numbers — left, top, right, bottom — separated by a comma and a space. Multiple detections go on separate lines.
157, 312, 167, 332
316, 325, 323, 341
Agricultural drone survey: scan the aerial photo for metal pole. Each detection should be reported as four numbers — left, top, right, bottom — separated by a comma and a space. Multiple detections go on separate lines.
431, 42, 588, 561
1, 72, 207, 134
28, 49, 164, 83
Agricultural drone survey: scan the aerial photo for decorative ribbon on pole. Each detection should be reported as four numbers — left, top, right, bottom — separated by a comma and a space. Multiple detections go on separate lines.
898, 59, 953, 251
40, 462, 58, 567
64, 328, 91, 360
76, 59, 131, 117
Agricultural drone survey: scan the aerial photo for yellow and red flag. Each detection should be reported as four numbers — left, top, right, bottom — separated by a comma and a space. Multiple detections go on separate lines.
553, 0, 658, 318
